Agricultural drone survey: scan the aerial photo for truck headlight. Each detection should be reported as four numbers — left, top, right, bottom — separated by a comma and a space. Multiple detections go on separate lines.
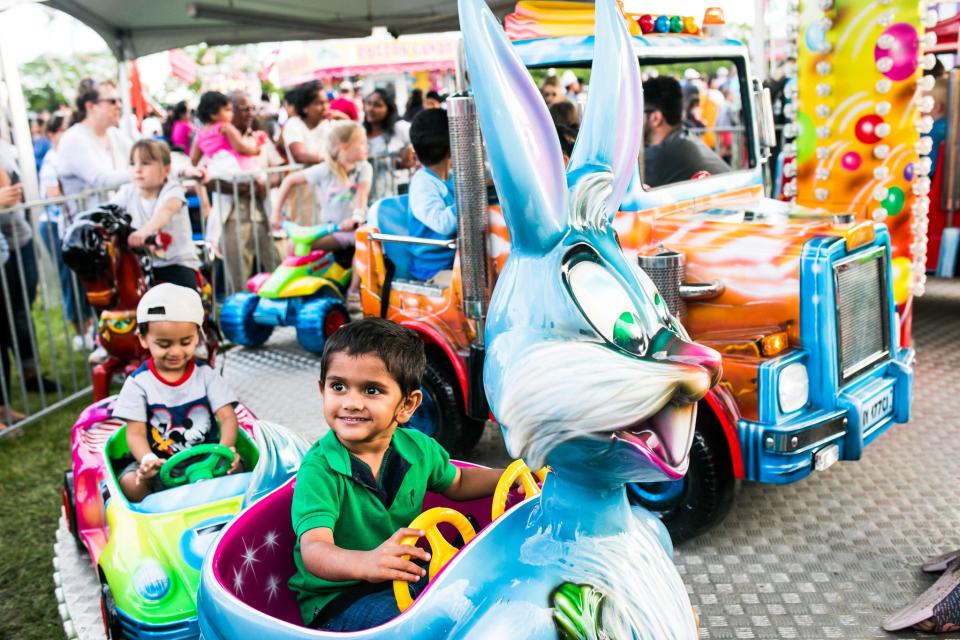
778, 362, 809, 414
133, 559, 170, 601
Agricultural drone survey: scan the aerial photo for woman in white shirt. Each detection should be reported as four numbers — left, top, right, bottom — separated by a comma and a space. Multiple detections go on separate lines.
362, 89, 415, 202
57, 79, 132, 218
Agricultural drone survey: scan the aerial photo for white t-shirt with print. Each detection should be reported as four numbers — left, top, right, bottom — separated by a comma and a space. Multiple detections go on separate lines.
303, 161, 372, 225
112, 359, 237, 458
111, 181, 200, 270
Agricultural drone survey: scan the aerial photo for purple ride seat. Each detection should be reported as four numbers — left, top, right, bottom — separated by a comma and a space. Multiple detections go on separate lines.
209, 462, 502, 627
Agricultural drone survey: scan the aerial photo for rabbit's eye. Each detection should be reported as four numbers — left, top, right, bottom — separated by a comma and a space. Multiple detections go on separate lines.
564, 257, 651, 356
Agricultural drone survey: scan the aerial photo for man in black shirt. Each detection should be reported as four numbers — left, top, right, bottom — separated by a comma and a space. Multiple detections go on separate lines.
642, 76, 731, 187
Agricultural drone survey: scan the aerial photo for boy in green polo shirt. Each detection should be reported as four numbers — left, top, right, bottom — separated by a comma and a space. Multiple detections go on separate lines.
289, 318, 504, 631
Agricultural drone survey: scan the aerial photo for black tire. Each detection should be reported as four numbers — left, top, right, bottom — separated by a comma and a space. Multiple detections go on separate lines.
628, 411, 736, 544
62, 471, 82, 548
100, 580, 125, 639
407, 354, 485, 456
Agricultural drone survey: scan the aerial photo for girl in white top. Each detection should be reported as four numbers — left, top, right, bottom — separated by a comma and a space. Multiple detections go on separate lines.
271, 121, 372, 250
271, 121, 372, 313
111, 140, 201, 291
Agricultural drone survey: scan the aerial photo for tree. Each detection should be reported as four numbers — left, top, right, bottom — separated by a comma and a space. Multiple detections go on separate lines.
20, 51, 118, 113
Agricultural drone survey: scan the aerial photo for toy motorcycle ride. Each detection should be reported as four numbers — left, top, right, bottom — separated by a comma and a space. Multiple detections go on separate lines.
220, 222, 349, 354
61, 395, 308, 639
61, 204, 220, 400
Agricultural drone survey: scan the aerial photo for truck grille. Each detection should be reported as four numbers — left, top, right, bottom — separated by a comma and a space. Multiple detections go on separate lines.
834, 246, 890, 385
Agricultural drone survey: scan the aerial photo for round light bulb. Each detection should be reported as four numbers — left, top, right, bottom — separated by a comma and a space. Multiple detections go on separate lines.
875, 122, 892, 138
922, 32, 938, 50
876, 57, 894, 73
921, 53, 937, 70
816, 167, 831, 180
818, 0, 834, 9
817, 125, 831, 138
873, 186, 889, 201
876, 34, 895, 50
874, 144, 890, 159
816, 146, 830, 159
917, 75, 936, 92
876, 101, 892, 116
815, 104, 831, 118
916, 136, 933, 154
815, 188, 829, 201
922, 10, 938, 28
876, 79, 892, 94
873, 166, 890, 180
872, 208, 887, 222
817, 83, 832, 97
817, 61, 832, 76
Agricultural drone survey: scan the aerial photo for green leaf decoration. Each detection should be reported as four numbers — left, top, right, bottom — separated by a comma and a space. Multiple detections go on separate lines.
551, 582, 606, 640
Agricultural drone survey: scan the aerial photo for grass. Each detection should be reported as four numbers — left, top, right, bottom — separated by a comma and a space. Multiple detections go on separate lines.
0, 396, 90, 640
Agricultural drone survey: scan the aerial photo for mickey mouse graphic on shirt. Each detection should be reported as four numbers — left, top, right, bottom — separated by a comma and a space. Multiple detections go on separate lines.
147, 399, 218, 456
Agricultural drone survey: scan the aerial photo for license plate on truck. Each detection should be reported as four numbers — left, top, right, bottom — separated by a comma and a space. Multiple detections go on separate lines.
814, 444, 840, 471
862, 386, 894, 432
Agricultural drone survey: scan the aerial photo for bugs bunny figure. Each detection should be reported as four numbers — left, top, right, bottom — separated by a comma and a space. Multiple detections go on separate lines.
457, 0, 722, 636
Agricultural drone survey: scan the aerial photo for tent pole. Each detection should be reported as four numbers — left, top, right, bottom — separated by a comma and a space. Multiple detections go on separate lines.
0, 13, 40, 203
752, 0, 767, 80
116, 35, 135, 139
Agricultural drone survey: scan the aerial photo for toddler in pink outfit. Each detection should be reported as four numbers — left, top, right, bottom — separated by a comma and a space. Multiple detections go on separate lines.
190, 91, 262, 176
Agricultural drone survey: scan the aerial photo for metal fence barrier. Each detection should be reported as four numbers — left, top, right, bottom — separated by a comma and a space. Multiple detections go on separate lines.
0, 186, 116, 436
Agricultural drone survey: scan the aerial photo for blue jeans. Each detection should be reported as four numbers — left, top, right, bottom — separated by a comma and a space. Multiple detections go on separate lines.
315, 573, 429, 632
38, 219, 89, 327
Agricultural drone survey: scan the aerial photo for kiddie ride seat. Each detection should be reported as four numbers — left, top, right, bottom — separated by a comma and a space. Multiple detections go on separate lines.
61, 396, 308, 639
197, 461, 552, 638
220, 222, 349, 354
61, 204, 221, 400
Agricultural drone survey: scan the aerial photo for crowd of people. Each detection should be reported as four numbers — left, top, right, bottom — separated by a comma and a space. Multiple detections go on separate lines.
0, 76, 456, 430
539, 67, 735, 186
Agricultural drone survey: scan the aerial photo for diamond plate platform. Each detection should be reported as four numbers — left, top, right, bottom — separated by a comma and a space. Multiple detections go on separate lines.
56, 280, 960, 639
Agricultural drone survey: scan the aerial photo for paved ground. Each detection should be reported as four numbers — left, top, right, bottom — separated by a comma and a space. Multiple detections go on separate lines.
57, 278, 960, 639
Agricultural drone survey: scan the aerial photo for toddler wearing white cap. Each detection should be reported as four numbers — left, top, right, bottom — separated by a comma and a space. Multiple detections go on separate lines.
112, 283, 241, 501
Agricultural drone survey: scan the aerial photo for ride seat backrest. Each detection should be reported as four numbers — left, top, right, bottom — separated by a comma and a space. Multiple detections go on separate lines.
370, 195, 413, 280
212, 479, 302, 624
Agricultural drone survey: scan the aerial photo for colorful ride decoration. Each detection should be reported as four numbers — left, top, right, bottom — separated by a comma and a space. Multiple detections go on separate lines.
61, 204, 220, 400
356, 0, 915, 543
61, 397, 307, 639
220, 222, 349, 355
503, 1, 709, 40
785, 0, 937, 304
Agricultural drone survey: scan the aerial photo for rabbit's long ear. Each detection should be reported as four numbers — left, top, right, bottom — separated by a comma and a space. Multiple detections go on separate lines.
459, 0, 566, 255
566, 0, 643, 219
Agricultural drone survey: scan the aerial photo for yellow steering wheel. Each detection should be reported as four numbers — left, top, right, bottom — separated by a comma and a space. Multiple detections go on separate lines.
392, 507, 477, 612
491, 459, 550, 521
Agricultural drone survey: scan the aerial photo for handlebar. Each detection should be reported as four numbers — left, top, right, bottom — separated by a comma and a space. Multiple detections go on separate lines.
282, 221, 338, 257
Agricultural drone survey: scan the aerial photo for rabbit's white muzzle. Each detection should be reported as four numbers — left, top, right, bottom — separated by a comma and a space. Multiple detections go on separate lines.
493, 339, 712, 478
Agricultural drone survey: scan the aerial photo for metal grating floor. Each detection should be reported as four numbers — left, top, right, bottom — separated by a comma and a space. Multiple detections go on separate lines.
56, 278, 960, 639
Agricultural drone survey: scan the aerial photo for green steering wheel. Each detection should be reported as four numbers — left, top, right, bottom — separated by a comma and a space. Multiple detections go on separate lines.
159, 443, 234, 487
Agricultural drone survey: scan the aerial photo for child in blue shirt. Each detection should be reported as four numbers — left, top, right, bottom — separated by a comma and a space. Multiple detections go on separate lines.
408, 109, 456, 282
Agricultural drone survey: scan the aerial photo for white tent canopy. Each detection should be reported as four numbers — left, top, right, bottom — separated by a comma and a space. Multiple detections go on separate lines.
40, 0, 517, 60
0, 0, 517, 201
